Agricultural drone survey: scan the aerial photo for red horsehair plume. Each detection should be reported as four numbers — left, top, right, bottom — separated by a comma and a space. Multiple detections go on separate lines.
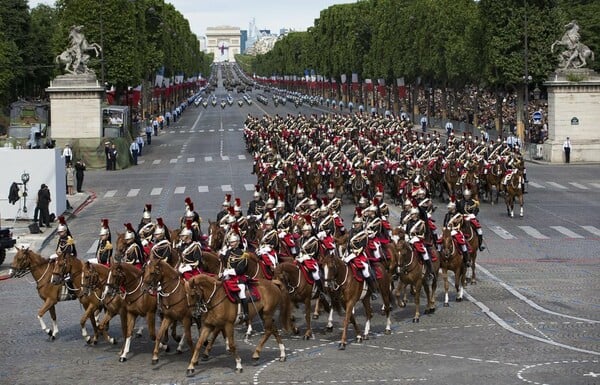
156, 217, 164, 227
298, 181, 304, 188
235, 198, 241, 207
355, 207, 362, 217
411, 199, 418, 208
124, 223, 135, 233
449, 195, 456, 204
145, 204, 152, 212
185, 219, 193, 230
373, 198, 379, 206
269, 210, 275, 219
254, 184, 260, 192
225, 193, 232, 203
184, 197, 192, 205
188, 202, 195, 211
58, 215, 66, 225
101, 218, 109, 228
278, 193, 285, 202
227, 206, 235, 215
231, 222, 240, 234
303, 214, 312, 223
321, 197, 329, 205
329, 181, 334, 189
269, 191, 276, 200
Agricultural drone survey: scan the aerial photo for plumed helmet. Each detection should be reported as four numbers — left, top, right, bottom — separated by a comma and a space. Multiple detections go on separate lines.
409, 207, 420, 216
379, 202, 389, 216
349, 231, 367, 252
185, 209, 194, 218
222, 193, 232, 207
227, 232, 240, 244
358, 193, 369, 206
154, 217, 165, 236
180, 219, 193, 237
416, 188, 426, 198
308, 194, 317, 207
374, 183, 384, 197
234, 198, 242, 212
266, 192, 276, 206
327, 182, 335, 194
301, 221, 312, 232
143, 204, 152, 219
319, 215, 334, 234
297, 182, 305, 195
99, 218, 110, 236
447, 195, 456, 209
57, 215, 68, 233
124, 223, 136, 240
463, 189, 472, 199
276, 199, 285, 209
352, 207, 363, 224
403, 199, 412, 209
253, 185, 261, 198
184, 196, 192, 210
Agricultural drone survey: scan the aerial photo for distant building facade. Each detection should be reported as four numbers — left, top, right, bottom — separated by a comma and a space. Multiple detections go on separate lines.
205, 26, 241, 62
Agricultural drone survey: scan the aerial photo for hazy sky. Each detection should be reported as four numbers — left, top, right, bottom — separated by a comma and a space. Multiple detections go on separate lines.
28, 0, 356, 37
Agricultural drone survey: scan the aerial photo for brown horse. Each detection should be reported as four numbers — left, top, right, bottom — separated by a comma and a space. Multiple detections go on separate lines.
460, 218, 480, 285
440, 228, 467, 306
330, 167, 345, 200
388, 237, 440, 322
444, 160, 460, 202
274, 261, 323, 340
483, 160, 504, 205
102, 261, 157, 362
143, 258, 199, 364
9, 246, 72, 339
50, 253, 120, 345
505, 169, 524, 218
185, 274, 292, 376
320, 252, 392, 350
208, 220, 225, 251
350, 172, 368, 205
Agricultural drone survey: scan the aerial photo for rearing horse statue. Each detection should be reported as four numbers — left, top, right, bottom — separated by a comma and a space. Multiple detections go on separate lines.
56, 25, 102, 75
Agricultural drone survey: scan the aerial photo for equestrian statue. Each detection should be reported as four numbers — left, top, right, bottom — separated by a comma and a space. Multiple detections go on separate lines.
551, 20, 595, 70
56, 25, 102, 75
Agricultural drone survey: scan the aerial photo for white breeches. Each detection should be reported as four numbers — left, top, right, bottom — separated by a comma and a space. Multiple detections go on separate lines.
238, 283, 246, 299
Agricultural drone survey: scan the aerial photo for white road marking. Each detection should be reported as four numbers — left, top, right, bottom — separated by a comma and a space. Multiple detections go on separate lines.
209, 129, 215, 132
204, 156, 213, 162
489, 226, 516, 240
244, 184, 255, 191
221, 185, 232, 192
228, 128, 234, 131
86, 240, 98, 255
238, 155, 246, 160
589, 183, 600, 189
198, 186, 209, 193
569, 182, 589, 190
550, 226, 584, 238
187, 157, 195, 163
152, 159, 161, 165
527, 181, 545, 189
169, 158, 177, 164
174, 186, 186, 194
150, 188, 162, 196
518, 226, 549, 239
104, 190, 117, 198
127, 189, 140, 197
581, 226, 600, 237
221, 155, 229, 160
546, 182, 568, 189
138, 159, 145, 164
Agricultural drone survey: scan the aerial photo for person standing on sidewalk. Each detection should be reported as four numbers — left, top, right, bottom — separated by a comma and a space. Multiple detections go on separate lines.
129, 140, 139, 165
110, 144, 118, 170
37, 184, 51, 228
66, 163, 75, 195
75, 160, 86, 193
136, 135, 144, 156
145, 123, 152, 145
104, 142, 111, 170
563, 137, 571, 163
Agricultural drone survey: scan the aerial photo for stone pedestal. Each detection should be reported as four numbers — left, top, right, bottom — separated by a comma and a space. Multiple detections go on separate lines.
543, 69, 600, 162
45, 73, 105, 139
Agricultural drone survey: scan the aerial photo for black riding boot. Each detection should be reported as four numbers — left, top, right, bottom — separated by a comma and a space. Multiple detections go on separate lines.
66, 278, 77, 300
462, 250, 471, 267
366, 275, 378, 300
314, 278, 325, 298
478, 234, 485, 251
424, 259, 434, 283
240, 298, 249, 322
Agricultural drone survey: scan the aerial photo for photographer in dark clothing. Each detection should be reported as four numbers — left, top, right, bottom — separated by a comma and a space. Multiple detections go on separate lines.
37, 184, 51, 228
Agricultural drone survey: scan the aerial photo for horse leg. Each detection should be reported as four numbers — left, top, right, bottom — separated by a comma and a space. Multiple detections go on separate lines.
226, 322, 243, 373
519, 196, 524, 217
413, 281, 422, 322
179, 317, 194, 354
152, 317, 173, 364
312, 297, 320, 319
119, 312, 137, 362
455, 266, 464, 302
442, 269, 450, 307
98, 309, 118, 345
171, 319, 181, 342
38, 299, 58, 339
304, 297, 313, 340
338, 302, 353, 350
361, 297, 373, 341
187, 326, 213, 376
80, 303, 97, 344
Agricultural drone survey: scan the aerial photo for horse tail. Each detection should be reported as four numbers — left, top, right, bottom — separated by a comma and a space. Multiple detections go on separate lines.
273, 279, 293, 332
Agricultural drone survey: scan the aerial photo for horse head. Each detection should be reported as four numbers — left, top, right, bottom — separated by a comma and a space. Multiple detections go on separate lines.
9, 246, 39, 277
81, 261, 102, 297
142, 257, 163, 293
50, 252, 75, 285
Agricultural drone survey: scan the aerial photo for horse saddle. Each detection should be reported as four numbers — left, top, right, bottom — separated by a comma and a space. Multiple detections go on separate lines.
58, 283, 77, 302
222, 278, 261, 303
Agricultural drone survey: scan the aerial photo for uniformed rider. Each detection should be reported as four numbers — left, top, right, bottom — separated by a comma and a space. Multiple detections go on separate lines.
457, 188, 485, 251
95, 218, 112, 266
220, 233, 250, 321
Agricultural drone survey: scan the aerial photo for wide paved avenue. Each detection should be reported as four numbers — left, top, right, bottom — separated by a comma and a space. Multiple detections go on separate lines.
1, 85, 598, 385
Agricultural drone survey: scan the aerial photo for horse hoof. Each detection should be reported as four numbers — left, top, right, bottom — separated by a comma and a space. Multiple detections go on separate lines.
46, 329, 52, 336
312, 314, 319, 320
136, 333, 143, 338
119, 357, 127, 363
338, 343, 346, 350
413, 318, 419, 323
173, 334, 182, 342
279, 356, 287, 362
443, 303, 449, 307
151, 358, 158, 365
456, 298, 462, 302
201, 354, 210, 362
186, 369, 195, 377
293, 327, 299, 335
85, 336, 92, 344
429, 308, 436, 314
236, 368, 243, 374
92, 340, 98, 345
303, 335, 311, 341
50, 335, 56, 341
110, 338, 117, 345
325, 326, 333, 333
384, 329, 391, 335
356, 336, 363, 343
165, 346, 171, 353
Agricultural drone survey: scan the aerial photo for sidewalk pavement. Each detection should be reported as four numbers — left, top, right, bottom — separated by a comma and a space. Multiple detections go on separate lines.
0, 191, 93, 279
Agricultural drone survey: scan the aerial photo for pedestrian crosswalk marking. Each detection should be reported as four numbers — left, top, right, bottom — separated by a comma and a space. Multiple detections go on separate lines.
221, 156, 229, 160
222, 185, 232, 192
127, 189, 140, 197
569, 182, 589, 190
187, 157, 195, 163
104, 190, 117, 198
519, 226, 549, 239
489, 226, 516, 240
528, 182, 545, 189
150, 188, 162, 196
218, 129, 224, 132
204, 156, 213, 162
198, 130, 205, 133
152, 159, 161, 165
170, 158, 177, 164
228, 128, 234, 131
198, 186, 209, 193
589, 183, 600, 189
174, 186, 186, 194
238, 155, 246, 160
138, 160, 145, 164
244, 184, 254, 191
179, 130, 185, 133
581, 226, 600, 237
209, 129, 215, 132
546, 182, 567, 189
86, 240, 98, 255
550, 226, 584, 238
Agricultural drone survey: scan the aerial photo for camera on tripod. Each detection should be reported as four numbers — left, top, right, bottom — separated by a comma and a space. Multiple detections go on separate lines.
20, 172, 29, 213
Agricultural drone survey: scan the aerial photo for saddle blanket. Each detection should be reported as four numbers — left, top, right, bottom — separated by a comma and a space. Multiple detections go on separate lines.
222, 279, 260, 303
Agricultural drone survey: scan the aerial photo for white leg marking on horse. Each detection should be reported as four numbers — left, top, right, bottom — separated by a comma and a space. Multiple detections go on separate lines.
121, 337, 131, 359
520, 207, 524, 217
225, 337, 231, 352
327, 309, 334, 329
246, 324, 253, 337
444, 292, 449, 304
136, 326, 144, 336
81, 327, 88, 338
386, 316, 392, 332
177, 335, 186, 352
235, 356, 242, 371
52, 320, 59, 336
363, 319, 371, 337
278, 343, 286, 359
458, 286, 464, 299
38, 315, 48, 332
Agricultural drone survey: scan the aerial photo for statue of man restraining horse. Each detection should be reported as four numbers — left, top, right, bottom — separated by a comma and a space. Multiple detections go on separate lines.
551, 20, 595, 70
56, 25, 102, 75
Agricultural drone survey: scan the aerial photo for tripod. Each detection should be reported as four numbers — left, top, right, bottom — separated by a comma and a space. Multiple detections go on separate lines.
12, 182, 28, 227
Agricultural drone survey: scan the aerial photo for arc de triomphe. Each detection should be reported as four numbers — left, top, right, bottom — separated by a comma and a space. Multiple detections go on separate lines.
206, 26, 241, 63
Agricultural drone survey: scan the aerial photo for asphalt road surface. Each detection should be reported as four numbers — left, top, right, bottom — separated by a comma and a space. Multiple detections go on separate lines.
1, 81, 599, 385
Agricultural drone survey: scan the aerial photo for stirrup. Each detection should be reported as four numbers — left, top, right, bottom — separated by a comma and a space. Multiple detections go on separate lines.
479, 245, 485, 251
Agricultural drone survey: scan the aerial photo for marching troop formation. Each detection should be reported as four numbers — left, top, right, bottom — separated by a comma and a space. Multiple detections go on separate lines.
10, 111, 529, 374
